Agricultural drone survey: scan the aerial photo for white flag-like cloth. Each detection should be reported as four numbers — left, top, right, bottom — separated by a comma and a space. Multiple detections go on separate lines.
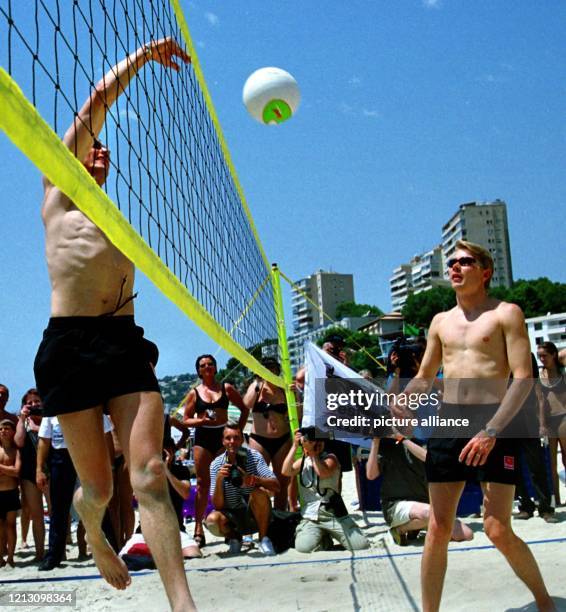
302, 342, 386, 449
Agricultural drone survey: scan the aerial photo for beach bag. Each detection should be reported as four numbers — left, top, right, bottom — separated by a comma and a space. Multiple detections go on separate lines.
119, 533, 156, 570
267, 510, 301, 553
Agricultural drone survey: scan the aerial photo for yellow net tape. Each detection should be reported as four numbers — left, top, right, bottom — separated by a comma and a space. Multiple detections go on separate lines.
0, 67, 284, 388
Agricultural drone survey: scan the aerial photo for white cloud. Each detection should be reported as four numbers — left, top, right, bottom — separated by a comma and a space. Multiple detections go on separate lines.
423, 0, 441, 8
340, 103, 381, 119
205, 12, 219, 26
476, 73, 507, 84
118, 108, 138, 124
340, 102, 354, 115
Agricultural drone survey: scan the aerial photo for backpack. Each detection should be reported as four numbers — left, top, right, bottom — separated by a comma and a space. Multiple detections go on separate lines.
266, 509, 302, 554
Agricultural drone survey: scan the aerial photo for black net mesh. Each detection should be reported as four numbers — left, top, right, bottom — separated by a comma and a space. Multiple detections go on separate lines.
1, 0, 277, 353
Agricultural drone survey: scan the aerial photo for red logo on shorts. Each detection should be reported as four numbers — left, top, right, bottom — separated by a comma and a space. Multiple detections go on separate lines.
504, 456, 515, 470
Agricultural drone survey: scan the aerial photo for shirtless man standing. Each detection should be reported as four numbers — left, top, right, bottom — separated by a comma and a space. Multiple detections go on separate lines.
394, 240, 553, 612
33, 38, 195, 610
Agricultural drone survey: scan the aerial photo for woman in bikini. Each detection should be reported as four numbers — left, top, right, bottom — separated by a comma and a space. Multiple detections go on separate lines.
537, 341, 566, 506
14, 389, 47, 561
243, 358, 292, 510
182, 354, 247, 547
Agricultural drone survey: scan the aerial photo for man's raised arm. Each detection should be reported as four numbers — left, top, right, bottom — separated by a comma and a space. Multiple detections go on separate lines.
45, 37, 189, 186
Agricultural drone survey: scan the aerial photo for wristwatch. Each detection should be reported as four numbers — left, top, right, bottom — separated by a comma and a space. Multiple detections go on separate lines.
485, 427, 497, 438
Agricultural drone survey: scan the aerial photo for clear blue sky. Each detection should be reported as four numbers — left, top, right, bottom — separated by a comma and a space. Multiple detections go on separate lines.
1, 0, 565, 412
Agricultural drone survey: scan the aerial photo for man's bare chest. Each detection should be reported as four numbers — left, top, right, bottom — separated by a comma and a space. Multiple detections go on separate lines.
440, 315, 504, 353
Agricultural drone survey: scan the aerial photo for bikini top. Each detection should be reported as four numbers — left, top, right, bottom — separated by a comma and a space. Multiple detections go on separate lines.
253, 382, 287, 417
539, 372, 566, 395
194, 383, 229, 414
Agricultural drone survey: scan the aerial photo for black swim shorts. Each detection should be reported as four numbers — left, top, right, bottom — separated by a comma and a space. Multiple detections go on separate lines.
0, 488, 21, 519
34, 316, 160, 417
425, 403, 518, 486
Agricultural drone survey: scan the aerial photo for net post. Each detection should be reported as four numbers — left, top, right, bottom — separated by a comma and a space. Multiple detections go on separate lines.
271, 263, 299, 434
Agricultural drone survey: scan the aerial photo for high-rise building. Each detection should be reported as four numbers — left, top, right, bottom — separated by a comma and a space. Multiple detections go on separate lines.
390, 264, 412, 312
389, 246, 447, 311
441, 200, 513, 288
291, 270, 354, 334
526, 312, 566, 353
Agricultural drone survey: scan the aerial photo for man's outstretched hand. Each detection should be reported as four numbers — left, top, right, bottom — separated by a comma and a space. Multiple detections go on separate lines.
145, 37, 191, 71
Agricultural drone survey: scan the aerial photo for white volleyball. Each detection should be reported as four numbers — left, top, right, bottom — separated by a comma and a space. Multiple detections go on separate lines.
243, 67, 300, 125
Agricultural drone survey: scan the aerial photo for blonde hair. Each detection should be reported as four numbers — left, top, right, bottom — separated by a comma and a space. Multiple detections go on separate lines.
454, 240, 494, 288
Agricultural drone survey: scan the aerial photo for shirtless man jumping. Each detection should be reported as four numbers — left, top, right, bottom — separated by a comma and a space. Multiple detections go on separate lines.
33, 38, 195, 610
394, 239, 553, 612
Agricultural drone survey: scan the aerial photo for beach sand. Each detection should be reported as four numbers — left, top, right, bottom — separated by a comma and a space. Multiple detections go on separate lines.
3, 469, 565, 611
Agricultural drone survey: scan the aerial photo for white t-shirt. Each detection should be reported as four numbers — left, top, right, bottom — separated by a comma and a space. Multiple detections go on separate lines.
39, 415, 113, 450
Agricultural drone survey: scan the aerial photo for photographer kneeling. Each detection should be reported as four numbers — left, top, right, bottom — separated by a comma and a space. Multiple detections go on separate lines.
206, 423, 279, 555
282, 428, 369, 553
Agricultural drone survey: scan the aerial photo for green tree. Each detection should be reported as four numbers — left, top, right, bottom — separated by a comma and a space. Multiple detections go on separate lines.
402, 278, 566, 328
402, 287, 456, 328
502, 278, 566, 318
335, 301, 383, 319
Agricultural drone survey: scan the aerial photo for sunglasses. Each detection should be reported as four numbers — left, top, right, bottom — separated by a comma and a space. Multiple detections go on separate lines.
198, 362, 215, 369
447, 256, 477, 269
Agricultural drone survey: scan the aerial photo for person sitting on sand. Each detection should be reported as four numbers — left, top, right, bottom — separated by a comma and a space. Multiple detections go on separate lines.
163, 437, 201, 560
282, 428, 369, 553
206, 423, 279, 555
0, 419, 21, 567
366, 434, 473, 546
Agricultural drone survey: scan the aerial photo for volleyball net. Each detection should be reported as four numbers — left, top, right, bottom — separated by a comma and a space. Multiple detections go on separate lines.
0, 0, 286, 388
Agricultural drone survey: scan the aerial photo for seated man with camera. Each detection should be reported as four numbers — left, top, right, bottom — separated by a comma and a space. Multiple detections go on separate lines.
282, 428, 369, 553
206, 422, 279, 555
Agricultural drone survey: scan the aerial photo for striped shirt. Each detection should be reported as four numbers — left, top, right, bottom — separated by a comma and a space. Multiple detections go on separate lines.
210, 447, 275, 510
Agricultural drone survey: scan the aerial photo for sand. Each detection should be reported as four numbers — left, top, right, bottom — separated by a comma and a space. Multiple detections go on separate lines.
2, 470, 565, 611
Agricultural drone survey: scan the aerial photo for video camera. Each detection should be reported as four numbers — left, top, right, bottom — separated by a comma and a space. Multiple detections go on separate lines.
298, 426, 326, 442
388, 336, 425, 378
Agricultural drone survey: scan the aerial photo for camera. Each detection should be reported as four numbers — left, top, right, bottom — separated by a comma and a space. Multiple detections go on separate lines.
226, 448, 248, 487
298, 426, 319, 442
29, 408, 43, 417
388, 336, 425, 378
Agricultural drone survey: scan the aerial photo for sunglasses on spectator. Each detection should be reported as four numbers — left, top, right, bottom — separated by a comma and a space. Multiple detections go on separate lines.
447, 256, 477, 269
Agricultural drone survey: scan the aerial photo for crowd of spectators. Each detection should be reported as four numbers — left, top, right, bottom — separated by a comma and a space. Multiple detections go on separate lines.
0, 337, 564, 568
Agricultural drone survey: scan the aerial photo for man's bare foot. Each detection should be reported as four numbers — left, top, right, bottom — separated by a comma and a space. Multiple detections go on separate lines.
90, 539, 131, 590
6, 558, 15, 568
